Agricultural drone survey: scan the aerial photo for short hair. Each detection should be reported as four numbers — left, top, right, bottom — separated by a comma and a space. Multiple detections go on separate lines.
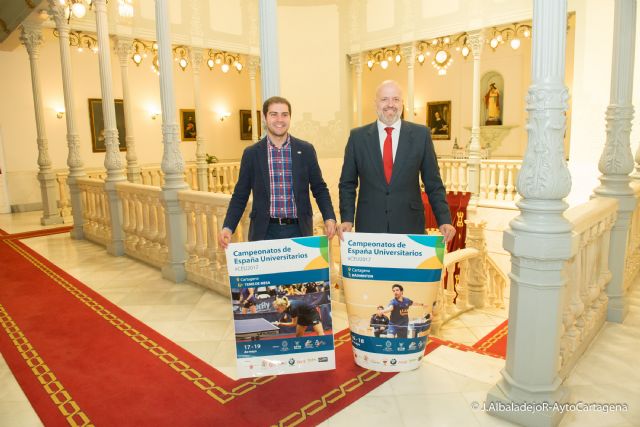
377, 305, 384, 310
392, 284, 403, 292
263, 96, 291, 117
273, 296, 290, 308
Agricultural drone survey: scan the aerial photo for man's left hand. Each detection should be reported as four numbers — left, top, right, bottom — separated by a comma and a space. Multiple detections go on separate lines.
324, 220, 337, 240
439, 224, 456, 244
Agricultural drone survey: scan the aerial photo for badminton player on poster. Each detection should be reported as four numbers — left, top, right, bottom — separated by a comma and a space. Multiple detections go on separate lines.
226, 236, 335, 378
340, 232, 445, 372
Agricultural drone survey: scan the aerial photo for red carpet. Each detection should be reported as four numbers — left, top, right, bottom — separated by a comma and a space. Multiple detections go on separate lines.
0, 225, 72, 241
0, 227, 507, 426
0, 231, 403, 427
472, 319, 508, 359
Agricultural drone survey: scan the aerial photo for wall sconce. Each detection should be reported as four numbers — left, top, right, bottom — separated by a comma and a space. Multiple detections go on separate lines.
56, 109, 65, 119
206, 49, 243, 73
365, 45, 402, 70
219, 111, 231, 122
149, 109, 161, 120
173, 45, 189, 71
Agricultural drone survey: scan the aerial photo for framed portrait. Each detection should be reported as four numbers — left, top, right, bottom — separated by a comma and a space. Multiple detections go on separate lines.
239, 110, 261, 140
179, 109, 197, 141
427, 101, 451, 140
88, 98, 127, 153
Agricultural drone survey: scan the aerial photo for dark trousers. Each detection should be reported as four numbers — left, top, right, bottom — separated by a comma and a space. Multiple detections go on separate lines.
264, 223, 302, 240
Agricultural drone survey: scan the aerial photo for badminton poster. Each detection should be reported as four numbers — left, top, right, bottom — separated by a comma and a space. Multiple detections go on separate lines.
226, 236, 335, 378
340, 232, 445, 372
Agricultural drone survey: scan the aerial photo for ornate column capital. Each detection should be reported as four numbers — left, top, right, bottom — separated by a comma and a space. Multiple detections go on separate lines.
114, 37, 133, 65
190, 47, 204, 73
401, 42, 416, 67
467, 29, 485, 59
47, 1, 69, 32
349, 53, 363, 74
247, 55, 260, 78
19, 24, 43, 57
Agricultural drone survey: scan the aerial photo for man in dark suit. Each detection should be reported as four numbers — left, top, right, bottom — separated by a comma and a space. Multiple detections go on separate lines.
338, 80, 455, 242
218, 96, 336, 248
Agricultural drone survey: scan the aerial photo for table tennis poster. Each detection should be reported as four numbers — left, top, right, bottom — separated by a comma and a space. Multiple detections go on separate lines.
226, 236, 335, 378
340, 232, 445, 372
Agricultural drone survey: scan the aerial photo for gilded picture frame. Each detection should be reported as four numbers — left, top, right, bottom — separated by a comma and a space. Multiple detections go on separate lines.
88, 98, 127, 152
427, 101, 451, 140
179, 109, 197, 141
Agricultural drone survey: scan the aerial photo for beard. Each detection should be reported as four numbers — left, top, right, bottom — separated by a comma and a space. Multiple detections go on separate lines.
377, 107, 401, 125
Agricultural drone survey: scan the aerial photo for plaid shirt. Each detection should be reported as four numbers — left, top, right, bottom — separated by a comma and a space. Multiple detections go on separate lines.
268, 136, 297, 218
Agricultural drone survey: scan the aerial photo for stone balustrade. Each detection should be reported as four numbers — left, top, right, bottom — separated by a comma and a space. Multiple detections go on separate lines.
76, 177, 111, 246
624, 181, 640, 292
437, 158, 522, 205
116, 182, 168, 268
559, 197, 617, 377
178, 190, 252, 296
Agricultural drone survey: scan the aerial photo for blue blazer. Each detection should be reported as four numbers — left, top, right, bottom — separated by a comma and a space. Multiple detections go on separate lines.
223, 136, 336, 241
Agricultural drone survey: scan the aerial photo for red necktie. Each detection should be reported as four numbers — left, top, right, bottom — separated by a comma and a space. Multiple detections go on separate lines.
383, 127, 394, 184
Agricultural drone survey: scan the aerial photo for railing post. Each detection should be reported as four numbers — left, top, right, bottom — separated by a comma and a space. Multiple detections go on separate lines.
592, 0, 638, 323
487, 1, 573, 425
155, 0, 188, 282
465, 220, 488, 308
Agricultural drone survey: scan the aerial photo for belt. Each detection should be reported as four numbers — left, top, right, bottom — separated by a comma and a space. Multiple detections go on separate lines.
269, 217, 299, 225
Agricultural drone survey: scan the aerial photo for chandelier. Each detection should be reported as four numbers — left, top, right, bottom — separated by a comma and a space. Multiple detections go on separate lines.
416, 32, 469, 76
206, 50, 243, 73
365, 46, 402, 70
58, 0, 134, 21
487, 22, 532, 50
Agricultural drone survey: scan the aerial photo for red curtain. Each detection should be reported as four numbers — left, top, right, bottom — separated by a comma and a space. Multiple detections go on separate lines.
422, 191, 471, 302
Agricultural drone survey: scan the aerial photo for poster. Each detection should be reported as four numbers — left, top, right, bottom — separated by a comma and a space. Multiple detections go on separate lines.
340, 232, 445, 372
226, 236, 335, 378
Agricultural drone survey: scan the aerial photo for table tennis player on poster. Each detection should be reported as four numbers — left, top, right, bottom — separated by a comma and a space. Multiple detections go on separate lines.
226, 236, 335, 378
340, 232, 445, 372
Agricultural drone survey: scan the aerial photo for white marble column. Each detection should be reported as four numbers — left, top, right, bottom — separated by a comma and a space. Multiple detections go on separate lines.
593, 0, 637, 323
156, 0, 188, 282
259, 0, 280, 100
94, 0, 125, 256
487, 1, 572, 426
20, 24, 63, 226
467, 30, 484, 209
48, 1, 85, 239
115, 37, 142, 184
401, 43, 416, 121
349, 53, 363, 127
190, 47, 208, 191
247, 55, 260, 141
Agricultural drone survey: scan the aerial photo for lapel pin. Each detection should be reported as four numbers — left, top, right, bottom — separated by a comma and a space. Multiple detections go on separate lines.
297, 151, 302, 154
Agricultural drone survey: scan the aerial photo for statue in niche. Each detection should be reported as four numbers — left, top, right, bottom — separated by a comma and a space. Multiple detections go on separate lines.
484, 82, 502, 125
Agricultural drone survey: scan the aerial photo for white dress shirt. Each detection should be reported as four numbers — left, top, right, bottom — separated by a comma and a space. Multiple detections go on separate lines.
377, 119, 401, 161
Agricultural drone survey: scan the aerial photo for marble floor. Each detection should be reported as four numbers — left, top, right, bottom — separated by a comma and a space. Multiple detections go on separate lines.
0, 211, 638, 426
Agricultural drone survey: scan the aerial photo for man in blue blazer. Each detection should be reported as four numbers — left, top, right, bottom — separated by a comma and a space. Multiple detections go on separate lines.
218, 96, 336, 248
338, 80, 455, 242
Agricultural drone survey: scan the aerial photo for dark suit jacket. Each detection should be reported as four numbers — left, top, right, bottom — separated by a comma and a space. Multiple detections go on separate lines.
339, 120, 451, 234
223, 136, 336, 241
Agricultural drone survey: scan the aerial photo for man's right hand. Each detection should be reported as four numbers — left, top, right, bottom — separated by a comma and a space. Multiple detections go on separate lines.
218, 228, 233, 249
337, 222, 353, 241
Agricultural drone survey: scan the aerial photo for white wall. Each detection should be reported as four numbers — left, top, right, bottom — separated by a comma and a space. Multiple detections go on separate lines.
278, 2, 351, 158
0, 29, 260, 207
